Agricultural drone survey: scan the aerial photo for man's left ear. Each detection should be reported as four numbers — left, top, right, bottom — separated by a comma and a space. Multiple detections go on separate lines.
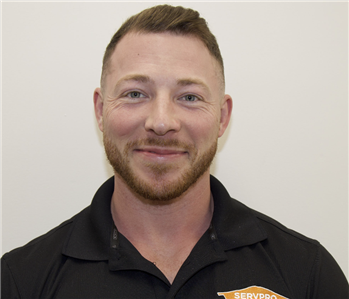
218, 94, 233, 137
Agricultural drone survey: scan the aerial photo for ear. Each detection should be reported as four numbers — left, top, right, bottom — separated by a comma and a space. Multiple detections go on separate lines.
93, 88, 104, 132
218, 94, 233, 137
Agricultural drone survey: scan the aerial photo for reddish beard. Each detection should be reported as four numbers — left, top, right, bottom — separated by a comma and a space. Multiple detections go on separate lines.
103, 135, 217, 202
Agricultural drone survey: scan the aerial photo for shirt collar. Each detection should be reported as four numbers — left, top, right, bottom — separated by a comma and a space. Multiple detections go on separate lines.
62, 176, 267, 260
210, 175, 267, 250
62, 177, 115, 260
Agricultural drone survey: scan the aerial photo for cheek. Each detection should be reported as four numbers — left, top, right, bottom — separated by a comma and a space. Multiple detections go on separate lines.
104, 108, 143, 139
185, 112, 220, 146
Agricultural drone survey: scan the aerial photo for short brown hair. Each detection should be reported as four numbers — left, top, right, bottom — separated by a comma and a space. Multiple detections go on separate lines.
101, 5, 224, 89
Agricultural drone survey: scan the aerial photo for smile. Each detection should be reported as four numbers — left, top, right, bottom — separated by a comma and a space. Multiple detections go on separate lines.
134, 147, 188, 159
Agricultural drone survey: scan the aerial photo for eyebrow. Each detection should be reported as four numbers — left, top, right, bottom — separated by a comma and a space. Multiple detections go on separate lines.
177, 78, 210, 94
122, 74, 151, 83
112, 74, 151, 93
112, 75, 210, 95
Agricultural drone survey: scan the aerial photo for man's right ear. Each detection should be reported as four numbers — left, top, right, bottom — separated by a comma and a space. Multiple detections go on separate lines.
93, 88, 104, 132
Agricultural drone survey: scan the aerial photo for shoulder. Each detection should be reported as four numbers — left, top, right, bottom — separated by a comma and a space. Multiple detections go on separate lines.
2, 216, 75, 273
210, 175, 348, 297
211, 174, 320, 253
252, 208, 319, 247
2, 204, 94, 260
251, 208, 321, 273
1, 208, 88, 298
254, 209, 348, 296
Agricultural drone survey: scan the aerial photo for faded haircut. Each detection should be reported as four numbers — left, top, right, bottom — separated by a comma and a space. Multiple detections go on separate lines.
100, 4, 224, 90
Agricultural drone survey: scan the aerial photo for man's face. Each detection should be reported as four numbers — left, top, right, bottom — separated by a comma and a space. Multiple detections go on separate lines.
94, 32, 231, 203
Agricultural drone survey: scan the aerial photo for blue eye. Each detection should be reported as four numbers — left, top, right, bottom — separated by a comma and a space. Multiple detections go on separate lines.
184, 95, 197, 102
128, 91, 143, 98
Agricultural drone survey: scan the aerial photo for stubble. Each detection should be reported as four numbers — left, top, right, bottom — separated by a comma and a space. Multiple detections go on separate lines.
103, 135, 217, 203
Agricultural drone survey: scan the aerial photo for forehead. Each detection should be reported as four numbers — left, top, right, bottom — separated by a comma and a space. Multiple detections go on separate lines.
105, 32, 222, 92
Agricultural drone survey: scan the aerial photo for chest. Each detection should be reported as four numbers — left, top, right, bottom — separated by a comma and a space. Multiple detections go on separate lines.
36, 246, 306, 299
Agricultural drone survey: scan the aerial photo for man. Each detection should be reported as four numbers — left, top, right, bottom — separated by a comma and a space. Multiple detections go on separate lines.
2, 4, 348, 299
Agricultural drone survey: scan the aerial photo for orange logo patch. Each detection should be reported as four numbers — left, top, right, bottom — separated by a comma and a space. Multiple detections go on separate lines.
217, 286, 289, 299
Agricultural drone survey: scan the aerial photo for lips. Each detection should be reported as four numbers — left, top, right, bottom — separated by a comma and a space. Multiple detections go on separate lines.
133, 146, 189, 163
127, 138, 193, 162
135, 147, 187, 156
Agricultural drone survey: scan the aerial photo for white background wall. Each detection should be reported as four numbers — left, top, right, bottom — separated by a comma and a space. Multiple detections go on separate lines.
2, 2, 348, 278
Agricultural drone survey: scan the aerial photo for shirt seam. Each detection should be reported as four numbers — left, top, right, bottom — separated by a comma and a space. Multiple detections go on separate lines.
8, 218, 74, 254
2, 256, 22, 299
255, 214, 318, 247
305, 243, 321, 299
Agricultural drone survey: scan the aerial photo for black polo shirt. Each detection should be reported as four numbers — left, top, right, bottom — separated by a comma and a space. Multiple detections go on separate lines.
2, 176, 348, 299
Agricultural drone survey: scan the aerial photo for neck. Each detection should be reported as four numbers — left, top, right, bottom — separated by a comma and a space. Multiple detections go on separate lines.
111, 172, 213, 242
110, 172, 213, 283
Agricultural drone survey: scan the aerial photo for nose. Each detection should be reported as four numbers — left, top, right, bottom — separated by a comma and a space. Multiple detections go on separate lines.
144, 97, 181, 136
